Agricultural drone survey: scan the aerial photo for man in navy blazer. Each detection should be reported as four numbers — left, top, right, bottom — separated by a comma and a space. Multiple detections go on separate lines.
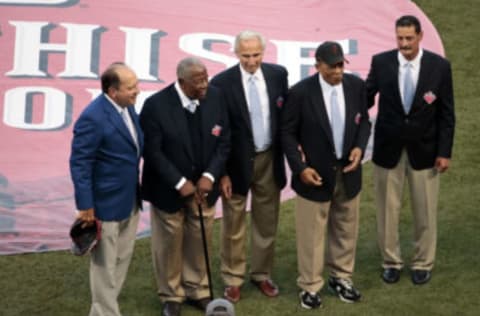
210, 30, 288, 303
366, 15, 455, 285
140, 57, 230, 316
70, 62, 143, 316
282, 42, 370, 308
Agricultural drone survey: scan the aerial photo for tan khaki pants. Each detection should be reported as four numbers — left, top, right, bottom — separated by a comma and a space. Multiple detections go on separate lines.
220, 149, 280, 286
374, 150, 439, 270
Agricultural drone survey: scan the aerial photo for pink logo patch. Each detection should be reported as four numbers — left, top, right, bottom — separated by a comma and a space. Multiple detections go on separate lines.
354, 113, 361, 125
276, 96, 284, 108
211, 124, 222, 137
423, 91, 437, 105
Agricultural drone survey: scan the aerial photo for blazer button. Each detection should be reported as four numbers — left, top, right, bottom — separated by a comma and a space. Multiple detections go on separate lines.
333, 166, 337, 171
405, 118, 409, 123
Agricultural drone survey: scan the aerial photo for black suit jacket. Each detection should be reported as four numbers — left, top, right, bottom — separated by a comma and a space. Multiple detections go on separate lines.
281, 73, 371, 201
366, 49, 455, 169
140, 84, 230, 212
210, 63, 288, 195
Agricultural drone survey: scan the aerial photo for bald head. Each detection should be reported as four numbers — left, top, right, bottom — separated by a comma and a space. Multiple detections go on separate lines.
101, 62, 139, 107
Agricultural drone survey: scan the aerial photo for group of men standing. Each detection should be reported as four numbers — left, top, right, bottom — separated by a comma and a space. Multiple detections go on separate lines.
69, 14, 454, 316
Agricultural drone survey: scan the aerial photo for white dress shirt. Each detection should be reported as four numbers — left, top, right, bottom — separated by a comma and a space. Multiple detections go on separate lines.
398, 48, 423, 103
318, 74, 346, 130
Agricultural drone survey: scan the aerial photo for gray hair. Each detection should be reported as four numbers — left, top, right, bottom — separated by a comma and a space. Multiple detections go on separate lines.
176, 57, 206, 80
234, 30, 266, 53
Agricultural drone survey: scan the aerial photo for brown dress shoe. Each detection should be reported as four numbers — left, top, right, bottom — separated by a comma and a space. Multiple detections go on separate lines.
251, 279, 279, 297
223, 285, 241, 303
162, 301, 181, 316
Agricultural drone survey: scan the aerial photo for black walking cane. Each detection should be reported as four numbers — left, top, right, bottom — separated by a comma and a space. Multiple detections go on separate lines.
198, 202, 214, 300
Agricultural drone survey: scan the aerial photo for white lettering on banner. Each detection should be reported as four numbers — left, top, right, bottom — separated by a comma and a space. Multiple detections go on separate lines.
179, 33, 238, 69
2, 20, 359, 131
6, 21, 102, 78
120, 27, 167, 81
271, 39, 320, 85
4, 86, 69, 130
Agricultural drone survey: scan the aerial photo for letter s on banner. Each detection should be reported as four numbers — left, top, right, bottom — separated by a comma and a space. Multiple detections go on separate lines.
4, 86, 69, 130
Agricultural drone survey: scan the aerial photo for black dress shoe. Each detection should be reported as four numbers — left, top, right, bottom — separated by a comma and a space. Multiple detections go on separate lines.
162, 301, 181, 316
411, 269, 431, 285
185, 297, 211, 311
382, 268, 401, 284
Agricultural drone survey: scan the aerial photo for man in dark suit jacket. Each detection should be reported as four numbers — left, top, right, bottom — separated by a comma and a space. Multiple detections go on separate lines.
366, 15, 455, 285
70, 62, 143, 316
210, 30, 288, 303
282, 42, 370, 309
140, 57, 230, 316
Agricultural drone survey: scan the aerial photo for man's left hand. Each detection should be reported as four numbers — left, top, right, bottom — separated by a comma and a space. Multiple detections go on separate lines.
435, 157, 450, 173
343, 147, 362, 173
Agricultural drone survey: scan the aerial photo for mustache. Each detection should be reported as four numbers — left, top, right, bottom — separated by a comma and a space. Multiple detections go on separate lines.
400, 46, 411, 50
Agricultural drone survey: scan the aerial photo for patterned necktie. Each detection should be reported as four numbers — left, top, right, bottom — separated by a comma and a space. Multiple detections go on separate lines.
330, 88, 344, 159
403, 62, 415, 113
248, 76, 266, 151
121, 109, 138, 152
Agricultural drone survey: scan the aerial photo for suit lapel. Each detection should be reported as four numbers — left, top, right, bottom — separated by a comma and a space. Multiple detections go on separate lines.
309, 75, 335, 148
262, 64, 277, 137
128, 106, 144, 154
389, 53, 405, 111
103, 96, 137, 150
231, 66, 253, 132
168, 86, 195, 161
412, 53, 431, 111
342, 77, 356, 156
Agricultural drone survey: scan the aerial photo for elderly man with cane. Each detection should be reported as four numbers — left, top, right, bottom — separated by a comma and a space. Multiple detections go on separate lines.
140, 57, 230, 316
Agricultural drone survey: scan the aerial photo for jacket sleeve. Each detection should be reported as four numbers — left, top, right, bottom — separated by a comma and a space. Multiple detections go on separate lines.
69, 112, 102, 210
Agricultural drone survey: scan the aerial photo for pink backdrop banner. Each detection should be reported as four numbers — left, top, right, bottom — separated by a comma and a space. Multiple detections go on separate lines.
0, 0, 444, 254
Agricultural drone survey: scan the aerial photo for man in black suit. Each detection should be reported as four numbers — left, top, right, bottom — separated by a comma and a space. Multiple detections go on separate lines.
210, 30, 288, 303
281, 42, 370, 309
140, 57, 230, 316
366, 15, 455, 285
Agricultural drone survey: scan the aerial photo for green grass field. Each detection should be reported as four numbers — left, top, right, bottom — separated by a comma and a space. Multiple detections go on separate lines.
1, 0, 479, 315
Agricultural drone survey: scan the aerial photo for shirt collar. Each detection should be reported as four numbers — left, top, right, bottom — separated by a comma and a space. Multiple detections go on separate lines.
398, 48, 423, 68
239, 64, 265, 83
174, 81, 199, 109
104, 93, 124, 113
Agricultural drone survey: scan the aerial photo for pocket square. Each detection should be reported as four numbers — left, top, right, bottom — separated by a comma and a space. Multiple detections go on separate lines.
423, 91, 436, 105
211, 124, 222, 136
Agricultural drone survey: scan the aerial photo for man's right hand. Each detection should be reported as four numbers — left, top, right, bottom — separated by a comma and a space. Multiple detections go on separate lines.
300, 167, 323, 186
220, 175, 232, 199
179, 180, 196, 197
77, 208, 95, 225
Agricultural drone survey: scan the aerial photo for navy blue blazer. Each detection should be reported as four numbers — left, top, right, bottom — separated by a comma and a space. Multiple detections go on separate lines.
140, 84, 230, 213
281, 73, 371, 201
70, 94, 144, 221
366, 49, 455, 169
210, 63, 288, 195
